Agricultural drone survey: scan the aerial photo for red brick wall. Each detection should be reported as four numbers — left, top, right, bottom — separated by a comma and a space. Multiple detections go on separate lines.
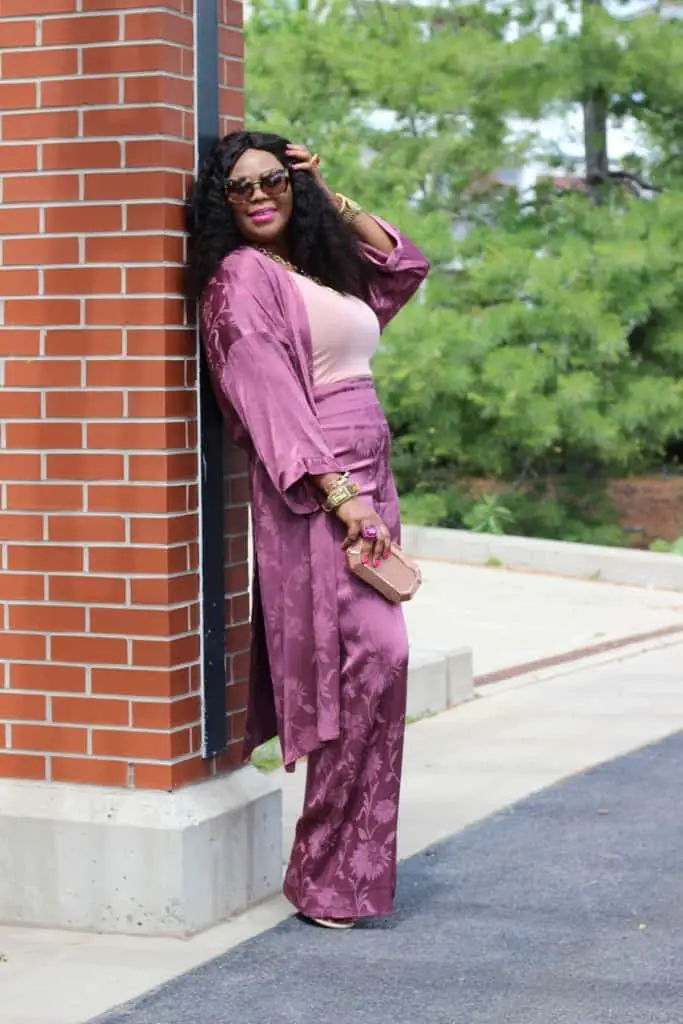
465, 476, 683, 547
219, 0, 244, 137
609, 477, 683, 545
0, 0, 246, 789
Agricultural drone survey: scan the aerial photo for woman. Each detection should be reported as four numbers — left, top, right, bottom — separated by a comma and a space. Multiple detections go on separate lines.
189, 130, 429, 929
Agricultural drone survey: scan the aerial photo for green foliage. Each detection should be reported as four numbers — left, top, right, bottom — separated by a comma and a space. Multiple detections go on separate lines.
649, 537, 683, 556
463, 495, 515, 535
401, 477, 626, 546
247, 0, 683, 546
251, 738, 282, 772
399, 490, 449, 528
380, 189, 683, 488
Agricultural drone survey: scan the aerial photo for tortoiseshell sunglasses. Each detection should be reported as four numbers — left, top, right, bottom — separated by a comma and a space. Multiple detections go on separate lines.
225, 168, 290, 205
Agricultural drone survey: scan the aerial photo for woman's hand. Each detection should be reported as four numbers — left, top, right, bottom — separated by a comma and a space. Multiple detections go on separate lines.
285, 142, 395, 255
285, 143, 336, 204
334, 497, 392, 566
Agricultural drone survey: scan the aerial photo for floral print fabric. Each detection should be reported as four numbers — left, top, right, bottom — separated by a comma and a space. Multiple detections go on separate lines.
200, 219, 429, 772
283, 378, 409, 919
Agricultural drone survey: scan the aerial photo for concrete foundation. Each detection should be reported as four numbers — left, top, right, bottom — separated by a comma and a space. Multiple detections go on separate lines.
0, 766, 282, 937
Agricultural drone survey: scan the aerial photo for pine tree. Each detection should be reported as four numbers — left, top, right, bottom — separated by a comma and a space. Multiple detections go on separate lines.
246, 0, 683, 542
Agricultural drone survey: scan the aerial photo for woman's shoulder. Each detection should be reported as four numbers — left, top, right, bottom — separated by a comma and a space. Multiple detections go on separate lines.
202, 246, 292, 335
202, 247, 274, 317
222, 244, 269, 269
215, 245, 282, 291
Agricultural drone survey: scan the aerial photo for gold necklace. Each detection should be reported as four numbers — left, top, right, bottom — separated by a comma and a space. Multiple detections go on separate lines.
257, 248, 322, 286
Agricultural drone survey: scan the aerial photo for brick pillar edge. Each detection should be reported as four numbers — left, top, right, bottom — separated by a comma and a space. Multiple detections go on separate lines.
0, 0, 282, 936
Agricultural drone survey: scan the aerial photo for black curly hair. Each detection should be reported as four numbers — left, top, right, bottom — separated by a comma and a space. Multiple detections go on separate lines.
186, 130, 378, 302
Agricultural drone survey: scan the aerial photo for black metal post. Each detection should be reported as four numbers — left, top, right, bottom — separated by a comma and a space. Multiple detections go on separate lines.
196, 0, 228, 758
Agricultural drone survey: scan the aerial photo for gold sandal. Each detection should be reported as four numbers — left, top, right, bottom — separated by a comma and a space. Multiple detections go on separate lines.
309, 916, 356, 930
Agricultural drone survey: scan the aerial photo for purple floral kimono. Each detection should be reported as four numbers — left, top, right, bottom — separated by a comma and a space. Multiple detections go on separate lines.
201, 219, 429, 919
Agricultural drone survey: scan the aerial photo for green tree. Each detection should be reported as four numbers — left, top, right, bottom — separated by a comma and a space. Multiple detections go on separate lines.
246, 0, 683, 543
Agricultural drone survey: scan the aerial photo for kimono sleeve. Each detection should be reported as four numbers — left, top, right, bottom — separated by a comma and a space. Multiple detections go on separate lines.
201, 257, 342, 515
360, 216, 431, 331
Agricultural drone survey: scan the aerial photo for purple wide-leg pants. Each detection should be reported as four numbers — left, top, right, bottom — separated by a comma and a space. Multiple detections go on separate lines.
283, 378, 409, 920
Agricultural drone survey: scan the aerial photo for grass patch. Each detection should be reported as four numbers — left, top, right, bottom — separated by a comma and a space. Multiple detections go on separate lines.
485, 555, 504, 568
251, 737, 283, 772
405, 709, 439, 725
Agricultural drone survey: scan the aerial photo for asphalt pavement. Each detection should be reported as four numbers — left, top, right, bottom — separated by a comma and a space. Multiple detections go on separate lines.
94, 729, 683, 1024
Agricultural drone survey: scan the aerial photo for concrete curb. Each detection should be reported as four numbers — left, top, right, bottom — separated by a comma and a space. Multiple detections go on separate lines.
402, 524, 683, 592
407, 646, 474, 718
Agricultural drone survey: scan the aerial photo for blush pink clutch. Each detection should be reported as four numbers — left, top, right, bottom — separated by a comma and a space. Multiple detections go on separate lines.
346, 544, 422, 603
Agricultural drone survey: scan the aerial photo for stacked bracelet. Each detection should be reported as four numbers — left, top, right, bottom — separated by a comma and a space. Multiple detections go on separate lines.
335, 193, 363, 223
322, 473, 361, 512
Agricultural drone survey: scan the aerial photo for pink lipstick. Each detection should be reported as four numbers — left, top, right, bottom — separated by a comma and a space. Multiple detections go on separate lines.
249, 209, 276, 225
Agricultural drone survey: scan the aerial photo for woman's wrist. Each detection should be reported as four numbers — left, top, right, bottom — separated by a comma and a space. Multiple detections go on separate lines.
310, 472, 344, 495
309, 472, 363, 513
323, 188, 363, 222
321, 475, 361, 513
322, 185, 337, 207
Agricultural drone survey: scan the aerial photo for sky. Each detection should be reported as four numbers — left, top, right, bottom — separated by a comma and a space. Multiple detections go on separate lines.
360, 0, 667, 187
509, 0, 680, 188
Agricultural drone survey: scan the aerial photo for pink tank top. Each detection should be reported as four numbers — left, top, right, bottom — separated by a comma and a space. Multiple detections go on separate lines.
293, 273, 380, 386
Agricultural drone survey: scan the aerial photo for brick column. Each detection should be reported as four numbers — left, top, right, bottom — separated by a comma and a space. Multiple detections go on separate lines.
0, 0, 281, 936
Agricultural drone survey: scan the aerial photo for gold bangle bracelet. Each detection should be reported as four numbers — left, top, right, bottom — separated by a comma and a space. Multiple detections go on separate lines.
335, 193, 363, 223
323, 471, 348, 492
322, 479, 360, 512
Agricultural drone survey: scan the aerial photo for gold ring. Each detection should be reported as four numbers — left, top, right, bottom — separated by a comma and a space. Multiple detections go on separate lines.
311, 153, 321, 167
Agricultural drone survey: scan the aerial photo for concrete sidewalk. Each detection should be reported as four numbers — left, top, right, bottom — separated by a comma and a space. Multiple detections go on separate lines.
281, 637, 683, 866
97, 726, 683, 1024
1, 639, 682, 1023
406, 558, 683, 679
